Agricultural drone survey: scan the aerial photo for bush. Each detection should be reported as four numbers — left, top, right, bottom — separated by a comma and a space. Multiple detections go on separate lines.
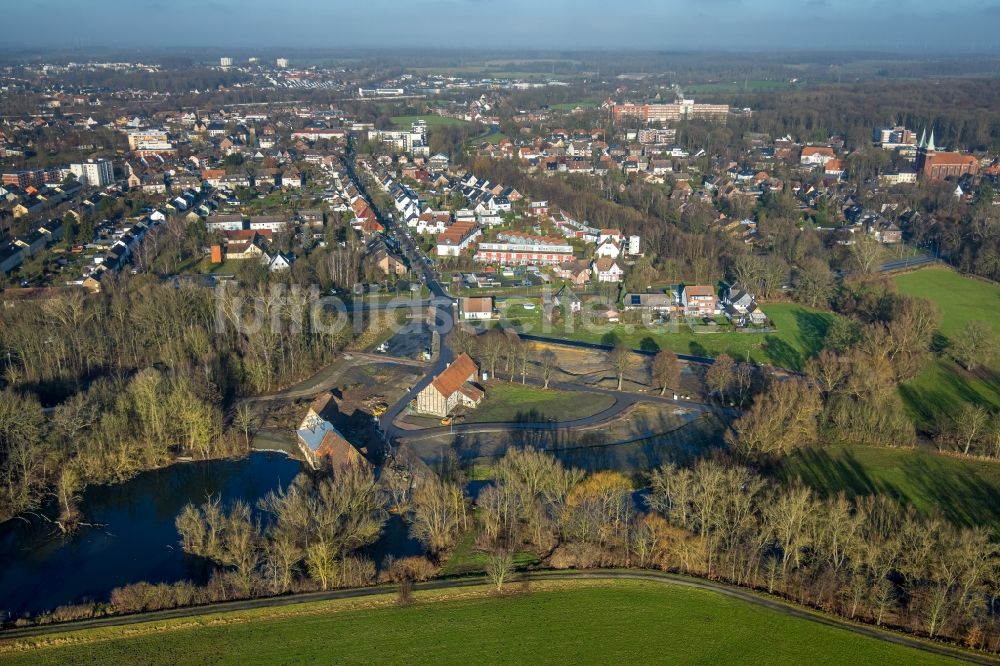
339, 555, 377, 588
380, 556, 439, 583
548, 543, 619, 569
50, 603, 98, 623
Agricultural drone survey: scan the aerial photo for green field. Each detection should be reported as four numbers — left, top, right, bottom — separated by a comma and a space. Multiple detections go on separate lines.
549, 100, 599, 110
684, 80, 795, 94
543, 303, 835, 371
894, 266, 1000, 427
0, 581, 961, 665
390, 115, 471, 127
779, 444, 1000, 528
468, 131, 507, 145
894, 266, 1000, 337
466, 383, 615, 424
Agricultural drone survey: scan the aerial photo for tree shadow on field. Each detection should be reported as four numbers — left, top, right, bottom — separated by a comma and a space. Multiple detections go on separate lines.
688, 340, 708, 358
761, 335, 802, 371
779, 448, 879, 498
898, 455, 1000, 529
639, 336, 661, 353
792, 309, 832, 357
930, 332, 950, 355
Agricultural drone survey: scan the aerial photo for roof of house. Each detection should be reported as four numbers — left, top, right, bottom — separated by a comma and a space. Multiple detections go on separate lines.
801, 146, 835, 157
462, 296, 493, 313
431, 352, 479, 399
593, 257, 620, 272
684, 285, 716, 297
309, 393, 334, 418
315, 429, 366, 468
437, 220, 478, 245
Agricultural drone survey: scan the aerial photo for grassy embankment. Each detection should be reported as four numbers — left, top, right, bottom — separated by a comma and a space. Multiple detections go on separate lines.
0, 581, 963, 665
539, 302, 836, 371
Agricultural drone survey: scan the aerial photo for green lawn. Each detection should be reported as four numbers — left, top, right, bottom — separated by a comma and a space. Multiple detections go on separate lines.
440, 527, 540, 576
466, 383, 616, 424
778, 445, 1000, 528
894, 266, 1000, 338
391, 115, 471, 127
1, 582, 960, 665
542, 303, 836, 371
467, 131, 507, 145
894, 266, 1000, 426
549, 100, 599, 110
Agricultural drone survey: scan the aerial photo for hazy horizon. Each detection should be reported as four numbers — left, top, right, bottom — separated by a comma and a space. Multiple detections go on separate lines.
6, 0, 1000, 53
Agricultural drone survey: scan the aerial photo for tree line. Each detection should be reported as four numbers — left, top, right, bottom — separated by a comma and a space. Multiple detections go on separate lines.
0, 276, 353, 525
23, 447, 998, 652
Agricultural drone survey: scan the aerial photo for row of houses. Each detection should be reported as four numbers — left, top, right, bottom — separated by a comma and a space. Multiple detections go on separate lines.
0, 219, 65, 274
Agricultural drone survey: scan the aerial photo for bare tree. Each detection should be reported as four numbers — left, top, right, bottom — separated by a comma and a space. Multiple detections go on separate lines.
232, 403, 258, 450
849, 233, 883, 275
726, 378, 823, 458
651, 349, 680, 395
705, 354, 735, 404
411, 476, 467, 556
476, 329, 505, 380
950, 320, 997, 372
485, 550, 515, 593
539, 349, 557, 389
609, 343, 632, 391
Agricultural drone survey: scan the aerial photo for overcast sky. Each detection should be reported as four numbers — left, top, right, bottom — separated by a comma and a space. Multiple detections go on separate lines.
7, 0, 1000, 52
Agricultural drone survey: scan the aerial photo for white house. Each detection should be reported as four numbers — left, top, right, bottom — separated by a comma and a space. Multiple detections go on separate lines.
594, 239, 621, 259
461, 296, 494, 320
592, 257, 623, 282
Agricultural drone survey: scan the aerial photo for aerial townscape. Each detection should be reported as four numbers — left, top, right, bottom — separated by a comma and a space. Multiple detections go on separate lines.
3, 3, 1000, 663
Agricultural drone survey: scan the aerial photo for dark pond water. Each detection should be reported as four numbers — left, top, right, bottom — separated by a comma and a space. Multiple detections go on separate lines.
0, 453, 302, 618
0, 452, 421, 618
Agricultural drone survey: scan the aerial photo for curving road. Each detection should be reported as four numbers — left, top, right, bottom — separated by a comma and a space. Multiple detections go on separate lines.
0, 569, 990, 664
384, 374, 720, 440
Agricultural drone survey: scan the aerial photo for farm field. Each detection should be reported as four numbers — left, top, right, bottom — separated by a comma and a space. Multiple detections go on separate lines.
778, 445, 1000, 529
549, 100, 599, 110
894, 266, 1000, 427
464, 382, 615, 424
542, 302, 836, 371
684, 79, 795, 93
0, 581, 961, 665
390, 115, 471, 127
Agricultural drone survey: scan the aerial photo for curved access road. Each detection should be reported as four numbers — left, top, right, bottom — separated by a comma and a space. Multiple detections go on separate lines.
382, 371, 720, 440
385, 380, 716, 440
0, 569, 990, 664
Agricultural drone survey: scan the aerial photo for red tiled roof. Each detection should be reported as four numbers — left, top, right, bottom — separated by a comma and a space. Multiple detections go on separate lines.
431, 353, 478, 399
684, 285, 715, 297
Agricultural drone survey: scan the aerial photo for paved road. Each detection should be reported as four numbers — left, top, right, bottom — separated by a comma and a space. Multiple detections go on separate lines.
245, 352, 429, 404
385, 372, 719, 440
1, 569, 989, 664
879, 254, 939, 273
343, 139, 457, 436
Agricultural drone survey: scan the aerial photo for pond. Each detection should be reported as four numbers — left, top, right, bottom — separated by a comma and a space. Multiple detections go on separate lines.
0, 453, 301, 618
0, 452, 421, 619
